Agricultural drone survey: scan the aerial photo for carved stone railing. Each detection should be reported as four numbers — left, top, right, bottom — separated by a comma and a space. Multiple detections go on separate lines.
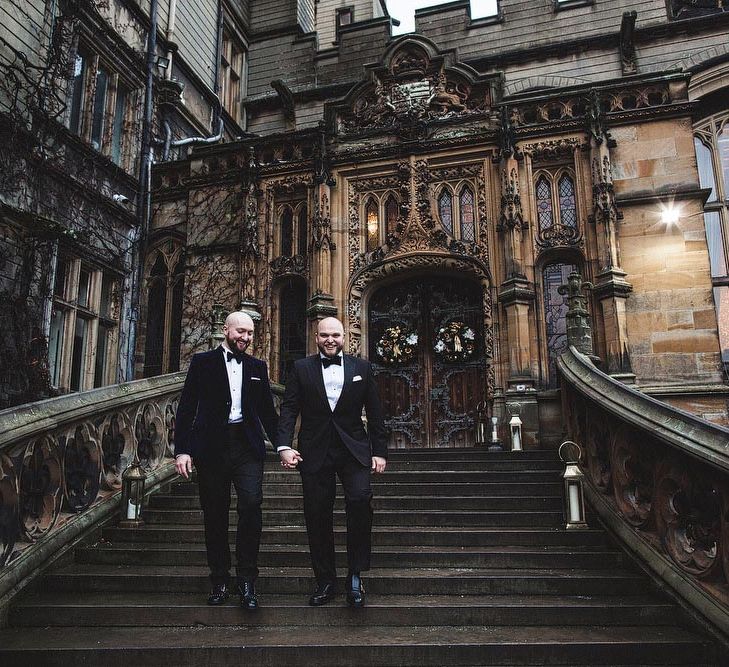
0, 373, 185, 607
559, 346, 729, 636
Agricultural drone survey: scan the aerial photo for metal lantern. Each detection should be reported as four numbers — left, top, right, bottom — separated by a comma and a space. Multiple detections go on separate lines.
509, 414, 523, 452
558, 440, 587, 530
119, 456, 146, 527
488, 415, 503, 452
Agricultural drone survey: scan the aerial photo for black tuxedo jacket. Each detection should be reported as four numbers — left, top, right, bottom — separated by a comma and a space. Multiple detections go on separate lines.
174, 347, 278, 463
276, 353, 388, 473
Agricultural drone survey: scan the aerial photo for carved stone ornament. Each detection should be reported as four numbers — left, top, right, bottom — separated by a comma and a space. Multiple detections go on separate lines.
497, 167, 527, 233
270, 254, 308, 278
312, 192, 334, 251
336, 39, 495, 139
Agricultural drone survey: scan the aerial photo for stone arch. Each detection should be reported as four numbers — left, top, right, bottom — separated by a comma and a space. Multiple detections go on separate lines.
346, 251, 494, 392
505, 75, 590, 97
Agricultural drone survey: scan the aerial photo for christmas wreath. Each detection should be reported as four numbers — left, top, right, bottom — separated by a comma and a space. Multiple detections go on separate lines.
434, 320, 476, 362
376, 326, 418, 365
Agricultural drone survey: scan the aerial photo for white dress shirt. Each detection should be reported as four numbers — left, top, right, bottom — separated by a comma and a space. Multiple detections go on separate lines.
321, 352, 344, 411
221, 344, 243, 423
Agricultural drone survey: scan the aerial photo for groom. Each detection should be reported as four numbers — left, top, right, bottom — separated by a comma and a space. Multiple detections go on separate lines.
276, 316, 387, 607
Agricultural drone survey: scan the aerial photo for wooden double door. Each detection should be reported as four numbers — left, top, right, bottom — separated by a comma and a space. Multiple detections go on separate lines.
368, 275, 487, 448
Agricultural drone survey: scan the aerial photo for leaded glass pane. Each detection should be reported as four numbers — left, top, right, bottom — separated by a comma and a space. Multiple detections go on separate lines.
536, 177, 554, 231
719, 124, 729, 201
281, 207, 294, 256
694, 137, 717, 203
298, 206, 308, 256
558, 175, 577, 228
438, 189, 453, 235
704, 211, 728, 278
385, 195, 399, 236
543, 262, 577, 388
366, 199, 379, 251
459, 186, 475, 241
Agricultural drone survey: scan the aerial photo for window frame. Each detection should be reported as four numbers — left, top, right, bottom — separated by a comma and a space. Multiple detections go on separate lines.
433, 181, 480, 242
219, 24, 247, 125
48, 254, 120, 392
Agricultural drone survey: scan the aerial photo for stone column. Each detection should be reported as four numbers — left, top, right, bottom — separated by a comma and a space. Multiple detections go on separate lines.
239, 148, 262, 323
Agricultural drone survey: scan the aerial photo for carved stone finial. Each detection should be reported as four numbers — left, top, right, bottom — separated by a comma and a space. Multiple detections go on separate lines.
210, 304, 227, 349
499, 106, 516, 159
558, 271, 597, 360
585, 89, 607, 145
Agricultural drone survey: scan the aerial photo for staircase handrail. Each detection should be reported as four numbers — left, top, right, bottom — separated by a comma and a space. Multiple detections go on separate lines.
558, 345, 729, 639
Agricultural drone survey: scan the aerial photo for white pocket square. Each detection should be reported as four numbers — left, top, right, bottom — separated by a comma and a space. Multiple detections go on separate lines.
353, 375, 363, 382
250, 376, 262, 381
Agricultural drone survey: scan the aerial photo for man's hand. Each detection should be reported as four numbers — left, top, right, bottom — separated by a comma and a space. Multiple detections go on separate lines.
280, 448, 303, 469
371, 456, 387, 474
175, 454, 193, 479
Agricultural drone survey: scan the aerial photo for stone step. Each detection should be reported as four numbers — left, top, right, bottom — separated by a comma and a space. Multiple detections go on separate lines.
142, 508, 565, 527
149, 493, 564, 511
102, 525, 611, 547
169, 481, 563, 496
0, 624, 716, 666
385, 449, 557, 460
42, 565, 650, 596
9, 592, 679, 628
260, 470, 561, 483
75, 543, 627, 569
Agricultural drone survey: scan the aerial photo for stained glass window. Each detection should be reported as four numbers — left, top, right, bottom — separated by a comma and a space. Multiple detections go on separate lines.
558, 175, 577, 228
385, 195, 399, 237
281, 207, 293, 256
438, 188, 453, 235
366, 198, 379, 251
297, 205, 308, 256
460, 186, 475, 242
536, 176, 554, 231
543, 262, 577, 388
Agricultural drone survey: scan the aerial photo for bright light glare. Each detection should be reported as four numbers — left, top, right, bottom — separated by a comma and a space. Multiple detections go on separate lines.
660, 205, 680, 226
389, 0, 499, 35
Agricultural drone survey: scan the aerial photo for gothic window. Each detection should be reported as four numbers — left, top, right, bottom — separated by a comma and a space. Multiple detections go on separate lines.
278, 278, 307, 381
281, 207, 294, 256
143, 246, 185, 377
694, 114, 729, 377
365, 197, 380, 252
558, 175, 577, 228
297, 205, 308, 256
669, 1, 728, 20
438, 188, 454, 235
459, 186, 476, 242
385, 194, 399, 237
536, 176, 554, 231
542, 262, 577, 388
220, 25, 247, 124
48, 255, 120, 392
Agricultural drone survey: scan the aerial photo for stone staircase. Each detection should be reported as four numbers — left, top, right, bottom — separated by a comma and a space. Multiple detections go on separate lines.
0, 448, 721, 665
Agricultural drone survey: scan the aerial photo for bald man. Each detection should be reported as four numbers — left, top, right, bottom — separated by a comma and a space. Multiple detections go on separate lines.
175, 311, 278, 609
277, 317, 387, 608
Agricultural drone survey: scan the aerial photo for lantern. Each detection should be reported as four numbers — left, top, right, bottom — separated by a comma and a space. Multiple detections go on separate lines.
119, 456, 146, 527
488, 415, 503, 452
509, 414, 523, 452
558, 440, 587, 530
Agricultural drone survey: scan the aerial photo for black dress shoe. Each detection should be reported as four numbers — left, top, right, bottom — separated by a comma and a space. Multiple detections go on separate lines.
207, 583, 229, 606
238, 580, 259, 610
346, 573, 365, 608
308, 582, 337, 606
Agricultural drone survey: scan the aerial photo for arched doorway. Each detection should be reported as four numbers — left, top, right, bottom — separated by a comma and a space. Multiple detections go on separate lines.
368, 274, 487, 448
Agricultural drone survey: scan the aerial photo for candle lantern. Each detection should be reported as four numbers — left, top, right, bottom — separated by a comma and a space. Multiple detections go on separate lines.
509, 414, 523, 452
119, 455, 146, 527
558, 440, 587, 530
488, 415, 503, 452
474, 401, 488, 446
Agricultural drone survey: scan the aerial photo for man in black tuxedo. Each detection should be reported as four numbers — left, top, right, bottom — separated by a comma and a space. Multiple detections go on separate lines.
276, 316, 387, 607
175, 311, 278, 609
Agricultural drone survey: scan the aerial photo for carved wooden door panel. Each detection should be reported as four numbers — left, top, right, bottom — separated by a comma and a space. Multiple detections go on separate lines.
369, 276, 486, 448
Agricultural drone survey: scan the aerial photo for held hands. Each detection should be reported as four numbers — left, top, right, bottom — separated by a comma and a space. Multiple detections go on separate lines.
371, 456, 387, 474
175, 454, 193, 479
280, 448, 303, 469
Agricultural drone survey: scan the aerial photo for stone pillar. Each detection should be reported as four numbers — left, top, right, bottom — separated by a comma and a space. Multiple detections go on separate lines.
239, 148, 262, 322
209, 304, 226, 349
586, 90, 634, 381
499, 278, 535, 387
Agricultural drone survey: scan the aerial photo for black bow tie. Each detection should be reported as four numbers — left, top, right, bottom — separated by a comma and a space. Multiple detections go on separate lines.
320, 356, 341, 368
226, 350, 244, 364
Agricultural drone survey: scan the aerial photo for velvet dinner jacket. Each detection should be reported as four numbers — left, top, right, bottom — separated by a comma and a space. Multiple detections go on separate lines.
276, 353, 388, 473
174, 347, 278, 463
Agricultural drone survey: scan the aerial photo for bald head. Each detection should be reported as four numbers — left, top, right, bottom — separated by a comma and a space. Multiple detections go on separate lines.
223, 311, 254, 354
316, 317, 344, 358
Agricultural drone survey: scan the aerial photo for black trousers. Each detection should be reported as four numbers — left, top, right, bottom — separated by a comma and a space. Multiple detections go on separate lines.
300, 437, 373, 586
196, 423, 263, 586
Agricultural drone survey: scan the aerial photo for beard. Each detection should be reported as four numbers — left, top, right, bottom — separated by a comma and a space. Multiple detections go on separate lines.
317, 340, 343, 357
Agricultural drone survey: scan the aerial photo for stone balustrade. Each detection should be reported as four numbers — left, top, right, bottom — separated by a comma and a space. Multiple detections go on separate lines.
559, 346, 729, 635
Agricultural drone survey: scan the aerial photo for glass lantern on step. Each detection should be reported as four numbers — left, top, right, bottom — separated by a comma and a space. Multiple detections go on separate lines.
558, 440, 587, 530
119, 454, 146, 528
